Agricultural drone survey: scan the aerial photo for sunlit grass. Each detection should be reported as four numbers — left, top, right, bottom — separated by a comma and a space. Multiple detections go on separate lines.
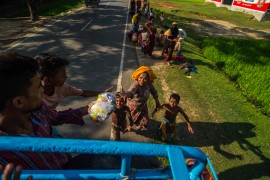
149, 0, 270, 179
151, 0, 270, 30
202, 38, 270, 115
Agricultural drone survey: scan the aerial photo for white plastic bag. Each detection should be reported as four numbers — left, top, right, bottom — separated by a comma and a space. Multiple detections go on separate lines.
88, 92, 116, 122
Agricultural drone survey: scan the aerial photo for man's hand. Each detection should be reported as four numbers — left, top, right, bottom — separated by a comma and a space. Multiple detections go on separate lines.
126, 125, 132, 132
187, 123, 194, 134
0, 163, 33, 180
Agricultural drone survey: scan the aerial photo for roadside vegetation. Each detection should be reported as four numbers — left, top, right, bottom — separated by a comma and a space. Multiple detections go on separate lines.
151, 0, 270, 30
202, 38, 270, 116
148, 0, 270, 179
0, 0, 82, 18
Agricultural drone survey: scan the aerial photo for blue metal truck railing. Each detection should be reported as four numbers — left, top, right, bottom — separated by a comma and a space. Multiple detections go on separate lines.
0, 137, 218, 180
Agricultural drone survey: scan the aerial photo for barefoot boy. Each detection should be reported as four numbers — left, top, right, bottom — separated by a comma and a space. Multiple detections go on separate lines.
152, 93, 194, 141
110, 93, 133, 141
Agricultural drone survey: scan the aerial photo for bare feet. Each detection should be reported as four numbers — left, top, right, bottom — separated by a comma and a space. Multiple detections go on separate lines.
166, 61, 172, 67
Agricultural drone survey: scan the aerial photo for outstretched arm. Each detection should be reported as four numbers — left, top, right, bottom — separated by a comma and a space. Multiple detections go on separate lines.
151, 104, 164, 118
178, 107, 194, 134
126, 108, 133, 131
81, 86, 113, 97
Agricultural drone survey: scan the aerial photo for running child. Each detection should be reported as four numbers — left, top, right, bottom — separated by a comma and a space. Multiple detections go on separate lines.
110, 92, 133, 141
151, 93, 194, 141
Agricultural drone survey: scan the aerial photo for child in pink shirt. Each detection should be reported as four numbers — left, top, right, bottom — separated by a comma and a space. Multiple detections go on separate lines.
35, 53, 112, 137
35, 53, 112, 109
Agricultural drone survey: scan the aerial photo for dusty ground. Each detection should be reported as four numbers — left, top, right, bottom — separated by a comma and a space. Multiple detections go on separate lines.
191, 19, 270, 39
152, 1, 270, 40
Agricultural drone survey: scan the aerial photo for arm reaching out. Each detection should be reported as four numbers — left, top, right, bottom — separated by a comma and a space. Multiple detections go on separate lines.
126, 107, 133, 132
151, 104, 164, 118
178, 107, 194, 134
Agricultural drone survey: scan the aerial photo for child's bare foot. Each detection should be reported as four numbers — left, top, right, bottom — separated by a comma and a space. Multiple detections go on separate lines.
166, 61, 172, 67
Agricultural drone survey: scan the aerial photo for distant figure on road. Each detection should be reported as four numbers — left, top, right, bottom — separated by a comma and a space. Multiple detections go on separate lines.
110, 92, 133, 141
159, 12, 165, 28
151, 93, 194, 141
130, 0, 136, 17
136, 0, 142, 11
128, 12, 142, 39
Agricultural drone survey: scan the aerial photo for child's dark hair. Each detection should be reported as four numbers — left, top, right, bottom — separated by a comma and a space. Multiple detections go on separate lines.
115, 92, 125, 101
170, 93, 180, 103
34, 53, 69, 79
0, 52, 39, 111
148, 16, 154, 21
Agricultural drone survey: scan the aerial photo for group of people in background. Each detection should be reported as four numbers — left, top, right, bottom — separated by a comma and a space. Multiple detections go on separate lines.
125, 0, 194, 140
128, 0, 185, 67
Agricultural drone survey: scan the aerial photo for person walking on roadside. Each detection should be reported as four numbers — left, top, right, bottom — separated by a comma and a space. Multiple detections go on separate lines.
128, 12, 142, 39
163, 22, 179, 66
136, 0, 142, 11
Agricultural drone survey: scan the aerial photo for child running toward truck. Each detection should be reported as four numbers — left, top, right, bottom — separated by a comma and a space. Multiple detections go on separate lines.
110, 92, 133, 141
151, 93, 194, 141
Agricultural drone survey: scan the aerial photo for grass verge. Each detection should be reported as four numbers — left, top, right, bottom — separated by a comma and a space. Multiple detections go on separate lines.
202, 38, 270, 116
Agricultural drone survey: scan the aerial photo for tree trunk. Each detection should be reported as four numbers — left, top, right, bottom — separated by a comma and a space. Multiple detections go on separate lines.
26, 0, 39, 21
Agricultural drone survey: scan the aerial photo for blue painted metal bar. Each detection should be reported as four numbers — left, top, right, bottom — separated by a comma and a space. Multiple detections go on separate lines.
207, 157, 219, 180
18, 169, 173, 180
0, 137, 218, 180
167, 146, 190, 179
120, 155, 131, 177
0, 137, 207, 161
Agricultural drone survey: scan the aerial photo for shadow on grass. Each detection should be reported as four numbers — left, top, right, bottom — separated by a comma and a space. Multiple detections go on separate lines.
63, 120, 270, 179
218, 160, 270, 179
135, 120, 270, 179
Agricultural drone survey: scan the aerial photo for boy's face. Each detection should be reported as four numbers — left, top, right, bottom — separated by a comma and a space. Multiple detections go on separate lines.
116, 97, 125, 109
49, 66, 67, 86
23, 73, 43, 112
169, 98, 179, 108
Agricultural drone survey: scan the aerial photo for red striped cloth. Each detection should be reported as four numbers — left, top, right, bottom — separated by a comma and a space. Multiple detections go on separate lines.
0, 102, 84, 169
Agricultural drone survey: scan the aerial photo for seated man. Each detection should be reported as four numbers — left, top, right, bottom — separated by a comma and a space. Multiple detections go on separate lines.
0, 52, 90, 170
